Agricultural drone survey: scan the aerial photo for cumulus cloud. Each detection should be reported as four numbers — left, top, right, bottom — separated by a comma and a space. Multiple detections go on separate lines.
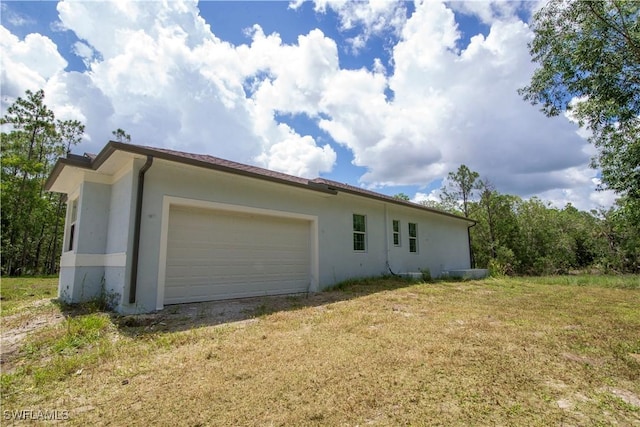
311, 0, 407, 53
0, 0, 614, 210
312, 1, 594, 202
0, 26, 67, 98
2, 0, 336, 177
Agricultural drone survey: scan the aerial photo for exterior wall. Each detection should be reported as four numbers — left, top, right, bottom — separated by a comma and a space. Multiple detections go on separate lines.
59, 266, 106, 302
122, 159, 471, 313
59, 181, 111, 302
104, 170, 135, 304
385, 204, 470, 276
58, 170, 135, 306
75, 181, 111, 254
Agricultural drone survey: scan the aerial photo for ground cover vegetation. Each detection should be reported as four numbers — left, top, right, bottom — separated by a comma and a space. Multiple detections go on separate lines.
1, 1, 639, 276
421, 163, 640, 276
1, 275, 638, 425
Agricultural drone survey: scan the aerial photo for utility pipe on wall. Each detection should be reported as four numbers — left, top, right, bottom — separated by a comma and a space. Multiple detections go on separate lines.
129, 155, 154, 304
467, 222, 476, 269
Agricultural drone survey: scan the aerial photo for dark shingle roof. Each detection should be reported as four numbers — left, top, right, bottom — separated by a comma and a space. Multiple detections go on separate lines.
47, 141, 473, 223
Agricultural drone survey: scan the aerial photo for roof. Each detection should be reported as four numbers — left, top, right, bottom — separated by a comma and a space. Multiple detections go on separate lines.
46, 141, 475, 224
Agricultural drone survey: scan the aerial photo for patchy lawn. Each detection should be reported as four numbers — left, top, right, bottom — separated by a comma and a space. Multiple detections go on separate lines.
1, 275, 639, 425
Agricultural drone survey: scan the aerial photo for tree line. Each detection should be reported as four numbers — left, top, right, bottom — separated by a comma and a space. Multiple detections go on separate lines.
0, 90, 130, 276
420, 165, 639, 276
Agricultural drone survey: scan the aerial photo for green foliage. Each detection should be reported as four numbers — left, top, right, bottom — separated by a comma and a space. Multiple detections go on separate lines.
1, 90, 84, 276
455, 163, 640, 275
111, 128, 131, 143
594, 198, 640, 273
53, 315, 111, 354
0, 276, 58, 316
521, 0, 640, 201
440, 164, 480, 217
393, 192, 411, 201
420, 268, 432, 282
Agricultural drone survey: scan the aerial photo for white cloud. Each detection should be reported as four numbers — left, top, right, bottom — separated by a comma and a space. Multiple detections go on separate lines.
314, 0, 594, 206
0, 26, 67, 100
2, 0, 336, 177
1, 4, 34, 27
412, 190, 440, 205
72, 41, 94, 66
256, 132, 336, 178
312, 0, 407, 53
0, 0, 615, 210
249, 28, 340, 117
447, 1, 522, 25
288, 0, 306, 11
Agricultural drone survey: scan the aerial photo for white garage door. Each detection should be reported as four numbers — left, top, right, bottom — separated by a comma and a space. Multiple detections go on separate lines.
164, 205, 311, 304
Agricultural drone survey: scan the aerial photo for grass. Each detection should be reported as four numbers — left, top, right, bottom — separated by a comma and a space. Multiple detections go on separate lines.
1, 275, 639, 425
0, 276, 59, 316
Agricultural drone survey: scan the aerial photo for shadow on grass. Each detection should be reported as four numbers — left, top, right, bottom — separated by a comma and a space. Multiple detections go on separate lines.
56, 276, 428, 338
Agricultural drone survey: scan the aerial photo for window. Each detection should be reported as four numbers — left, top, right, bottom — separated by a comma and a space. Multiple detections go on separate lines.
392, 220, 400, 246
353, 214, 366, 251
408, 222, 418, 253
66, 199, 78, 252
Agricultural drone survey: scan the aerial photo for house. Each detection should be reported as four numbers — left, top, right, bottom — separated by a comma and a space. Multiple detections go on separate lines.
45, 141, 475, 314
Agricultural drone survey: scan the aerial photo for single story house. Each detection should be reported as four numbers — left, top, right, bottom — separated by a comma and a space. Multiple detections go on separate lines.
45, 141, 475, 314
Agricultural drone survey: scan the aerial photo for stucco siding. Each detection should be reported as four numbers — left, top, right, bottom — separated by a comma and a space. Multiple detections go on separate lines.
104, 266, 126, 307
385, 206, 470, 277
52, 148, 472, 313
122, 160, 471, 312
58, 266, 105, 302
76, 182, 111, 254
105, 171, 134, 254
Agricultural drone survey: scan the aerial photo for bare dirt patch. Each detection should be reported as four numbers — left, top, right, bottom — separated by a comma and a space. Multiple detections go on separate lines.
1, 299, 64, 371
2, 277, 639, 426
117, 291, 346, 333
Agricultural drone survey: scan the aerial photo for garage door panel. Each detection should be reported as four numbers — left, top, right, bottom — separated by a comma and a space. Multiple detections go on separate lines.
164, 205, 311, 305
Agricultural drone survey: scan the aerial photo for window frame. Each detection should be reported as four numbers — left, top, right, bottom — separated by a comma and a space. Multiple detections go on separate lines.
392, 219, 401, 246
66, 198, 78, 252
408, 222, 418, 253
352, 213, 367, 252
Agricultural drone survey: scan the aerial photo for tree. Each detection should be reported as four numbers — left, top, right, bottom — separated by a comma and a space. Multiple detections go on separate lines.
112, 128, 131, 143
440, 164, 479, 218
469, 188, 521, 274
393, 193, 411, 201
440, 164, 480, 266
520, 0, 640, 201
1, 90, 83, 275
596, 198, 640, 272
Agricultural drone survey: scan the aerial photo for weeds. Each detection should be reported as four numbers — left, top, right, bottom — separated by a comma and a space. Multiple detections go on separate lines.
1, 275, 639, 426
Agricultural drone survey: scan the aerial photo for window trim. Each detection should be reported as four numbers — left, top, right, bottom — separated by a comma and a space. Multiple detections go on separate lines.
392, 219, 401, 246
66, 198, 78, 252
408, 222, 418, 253
352, 213, 367, 252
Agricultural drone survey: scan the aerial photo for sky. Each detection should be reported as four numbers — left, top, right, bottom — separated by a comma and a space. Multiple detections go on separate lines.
0, 0, 617, 211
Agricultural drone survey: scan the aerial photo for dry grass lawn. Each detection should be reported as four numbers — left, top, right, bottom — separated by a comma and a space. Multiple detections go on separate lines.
1, 275, 639, 425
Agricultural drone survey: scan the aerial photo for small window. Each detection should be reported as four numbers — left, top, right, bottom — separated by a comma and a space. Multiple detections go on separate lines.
392, 220, 400, 246
353, 214, 366, 251
66, 199, 78, 252
408, 222, 418, 253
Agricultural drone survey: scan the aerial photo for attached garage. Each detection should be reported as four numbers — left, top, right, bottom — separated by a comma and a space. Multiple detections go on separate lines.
47, 142, 473, 314
162, 203, 314, 305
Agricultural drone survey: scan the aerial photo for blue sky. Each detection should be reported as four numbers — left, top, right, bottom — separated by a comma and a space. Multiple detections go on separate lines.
0, 0, 616, 210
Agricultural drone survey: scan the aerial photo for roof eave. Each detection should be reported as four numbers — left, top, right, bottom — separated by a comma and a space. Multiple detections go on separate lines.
46, 141, 475, 224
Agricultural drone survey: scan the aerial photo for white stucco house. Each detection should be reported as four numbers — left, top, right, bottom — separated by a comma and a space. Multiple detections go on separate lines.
45, 141, 475, 314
